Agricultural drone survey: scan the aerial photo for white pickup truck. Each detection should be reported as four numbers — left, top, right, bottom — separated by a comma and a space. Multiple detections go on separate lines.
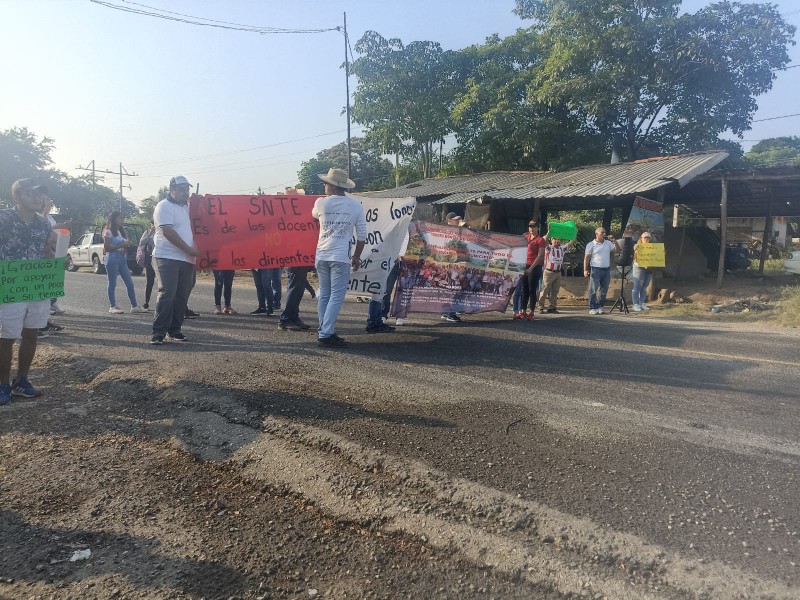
65, 224, 144, 275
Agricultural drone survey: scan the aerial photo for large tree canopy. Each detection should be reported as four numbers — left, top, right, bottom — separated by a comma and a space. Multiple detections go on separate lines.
351, 32, 458, 179
744, 136, 800, 168
513, 0, 795, 159
296, 137, 394, 194
0, 127, 136, 223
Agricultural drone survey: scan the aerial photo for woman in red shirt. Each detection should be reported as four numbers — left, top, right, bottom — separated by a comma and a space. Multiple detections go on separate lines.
517, 220, 547, 320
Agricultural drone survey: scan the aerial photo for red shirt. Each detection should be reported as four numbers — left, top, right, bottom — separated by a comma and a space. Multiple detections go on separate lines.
524, 233, 547, 267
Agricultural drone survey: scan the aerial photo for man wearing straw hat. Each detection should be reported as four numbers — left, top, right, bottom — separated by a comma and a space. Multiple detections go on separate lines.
311, 168, 367, 348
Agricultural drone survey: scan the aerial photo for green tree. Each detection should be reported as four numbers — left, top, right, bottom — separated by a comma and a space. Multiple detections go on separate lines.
297, 137, 394, 194
0, 126, 137, 223
744, 137, 800, 168
449, 31, 608, 172
513, 0, 795, 159
138, 186, 169, 221
0, 127, 55, 206
351, 32, 458, 179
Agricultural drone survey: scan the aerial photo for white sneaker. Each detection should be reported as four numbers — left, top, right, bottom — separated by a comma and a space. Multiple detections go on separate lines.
641, 304, 651, 311
597, 308, 604, 315
395, 318, 405, 326
50, 302, 66, 315
632, 304, 642, 312
589, 309, 598, 315
130, 305, 146, 313
109, 306, 124, 314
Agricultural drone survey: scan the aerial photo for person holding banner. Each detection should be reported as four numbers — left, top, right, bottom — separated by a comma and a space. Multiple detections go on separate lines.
312, 168, 366, 348
0, 179, 54, 404
151, 175, 200, 345
583, 227, 618, 315
631, 231, 653, 312
517, 220, 546, 321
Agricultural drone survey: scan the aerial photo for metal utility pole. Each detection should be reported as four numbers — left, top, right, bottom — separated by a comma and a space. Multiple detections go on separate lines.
76, 162, 138, 213
76, 160, 98, 186
344, 12, 352, 177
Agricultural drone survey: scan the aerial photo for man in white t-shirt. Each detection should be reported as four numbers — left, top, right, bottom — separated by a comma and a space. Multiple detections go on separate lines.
312, 168, 367, 348
583, 226, 617, 315
150, 175, 200, 344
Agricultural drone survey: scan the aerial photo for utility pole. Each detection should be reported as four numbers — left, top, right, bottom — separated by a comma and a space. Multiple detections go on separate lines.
76, 162, 138, 213
343, 12, 352, 177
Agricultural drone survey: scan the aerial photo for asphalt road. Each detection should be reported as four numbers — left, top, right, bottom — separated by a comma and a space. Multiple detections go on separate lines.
3, 268, 799, 599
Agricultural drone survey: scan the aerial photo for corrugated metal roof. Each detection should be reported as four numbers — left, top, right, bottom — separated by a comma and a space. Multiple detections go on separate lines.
368, 151, 729, 200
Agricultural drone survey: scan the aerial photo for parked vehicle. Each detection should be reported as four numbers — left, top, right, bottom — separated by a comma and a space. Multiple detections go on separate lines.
724, 244, 750, 271
65, 223, 145, 275
784, 250, 800, 275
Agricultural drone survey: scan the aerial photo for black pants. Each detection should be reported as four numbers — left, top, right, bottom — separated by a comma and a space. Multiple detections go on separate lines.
144, 258, 156, 305
213, 270, 235, 306
520, 265, 543, 311
280, 267, 311, 323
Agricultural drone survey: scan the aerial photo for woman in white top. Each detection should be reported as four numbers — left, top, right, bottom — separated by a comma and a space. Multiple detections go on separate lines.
631, 232, 653, 312
103, 211, 145, 314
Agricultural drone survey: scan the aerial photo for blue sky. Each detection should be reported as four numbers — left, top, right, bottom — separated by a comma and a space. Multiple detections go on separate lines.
1, 0, 797, 203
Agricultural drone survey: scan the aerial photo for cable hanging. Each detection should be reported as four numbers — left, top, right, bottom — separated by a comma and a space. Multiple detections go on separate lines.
89, 0, 339, 34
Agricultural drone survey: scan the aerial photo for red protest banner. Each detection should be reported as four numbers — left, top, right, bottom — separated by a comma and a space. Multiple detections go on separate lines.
190, 194, 323, 270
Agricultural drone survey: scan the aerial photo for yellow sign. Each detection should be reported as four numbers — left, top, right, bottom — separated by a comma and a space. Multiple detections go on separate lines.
635, 243, 665, 267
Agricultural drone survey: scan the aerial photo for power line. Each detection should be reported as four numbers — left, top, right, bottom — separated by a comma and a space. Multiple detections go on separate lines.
752, 113, 800, 123
88, 0, 339, 34
128, 128, 364, 168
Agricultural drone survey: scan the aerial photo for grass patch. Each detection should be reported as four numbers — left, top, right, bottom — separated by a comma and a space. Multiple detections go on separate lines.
748, 258, 786, 274
776, 285, 800, 327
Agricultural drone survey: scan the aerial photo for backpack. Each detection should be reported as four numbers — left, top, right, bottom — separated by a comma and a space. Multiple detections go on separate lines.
136, 243, 146, 267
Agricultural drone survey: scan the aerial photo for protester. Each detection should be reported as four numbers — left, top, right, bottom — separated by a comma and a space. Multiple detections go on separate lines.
583, 226, 618, 315
631, 231, 653, 312
382, 257, 403, 325
517, 220, 546, 320
538, 233, 572, 314
151, 175, 200, 344
442, 212, 465, 323
137, 221, 156, 309
278, 188, 312, 332
40, 197, 70, 316
103, 211, 146, 315
312, 168, 366, 348
278, 267, 312, 331
212, 269, 237, 314
250, 269, 277, 315
0, 179, 53, 404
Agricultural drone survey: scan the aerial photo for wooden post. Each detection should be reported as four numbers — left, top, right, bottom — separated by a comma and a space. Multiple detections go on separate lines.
716, 173, 728, 289
533, 198, 541, 223
758, 189, 774, 275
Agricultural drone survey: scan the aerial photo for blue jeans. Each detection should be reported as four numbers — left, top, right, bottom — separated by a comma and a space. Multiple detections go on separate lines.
251, 269, 281, 309
632, 266, 653, 305
316, 260, 350, 338
513, 278, 523, 312
367, 298, 383, 327
280, 267, 310, 323
153, 258, 194, 336
589, 267, 611, 310
105, 252, 137, 308
381, 260, 402, 318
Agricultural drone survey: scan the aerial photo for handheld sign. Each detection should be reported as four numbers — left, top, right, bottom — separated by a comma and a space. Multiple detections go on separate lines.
0, 258, 66, 304
635, 243, 666, 268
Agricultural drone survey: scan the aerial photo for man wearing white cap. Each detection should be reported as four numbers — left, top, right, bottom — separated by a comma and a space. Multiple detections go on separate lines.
150, 175, 200, 344
312, 168, 367, 348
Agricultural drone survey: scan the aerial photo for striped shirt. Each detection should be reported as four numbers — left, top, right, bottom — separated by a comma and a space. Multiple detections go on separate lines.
545, 245, 565, 270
